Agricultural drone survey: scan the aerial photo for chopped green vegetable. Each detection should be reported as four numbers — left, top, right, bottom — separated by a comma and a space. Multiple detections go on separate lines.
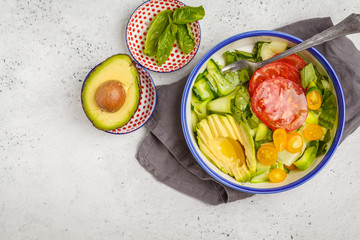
207, 59, 236, 96
231, 86, 250, 123
316, 141, 327, 157
156, 16, 178, 66
223, 50, 254, 65
224, 68, 250, 86
294, 141, 319, 170
300, 63, 317, 88
193, 77, 216, 101
318, 90, 337, 129
224, 51, 239, 65
255, 123, 270, 141
235, 50, 255, 61
305, 110, 319, 125
195, 71, 206, 83
207, 88, 238, 114
191, 110, 198, 132
252, 41, 269, 62
173, 6, 205, 24
193, 99, 209, 120
176, 23, 195, 54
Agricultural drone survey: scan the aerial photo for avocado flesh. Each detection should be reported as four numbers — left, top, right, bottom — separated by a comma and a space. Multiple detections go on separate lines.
196, 114, 254, 182
82, 54, 140, 130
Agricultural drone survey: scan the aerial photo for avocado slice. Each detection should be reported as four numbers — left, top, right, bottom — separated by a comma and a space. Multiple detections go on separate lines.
293, 141, 319, 170
226, 115, 257, 174
196, 114, 256, 182
82, 54, 140, 130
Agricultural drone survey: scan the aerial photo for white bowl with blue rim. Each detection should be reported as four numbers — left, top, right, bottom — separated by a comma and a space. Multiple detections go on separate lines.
181, 30, 345, 194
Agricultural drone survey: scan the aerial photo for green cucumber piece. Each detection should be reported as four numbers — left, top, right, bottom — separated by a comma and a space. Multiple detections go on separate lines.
193, 77, 216, 101
207, 88, 238, 113
207, 59, 236, 96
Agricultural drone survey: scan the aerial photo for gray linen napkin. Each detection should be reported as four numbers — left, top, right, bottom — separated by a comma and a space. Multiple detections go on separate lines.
136, 17, 360, 205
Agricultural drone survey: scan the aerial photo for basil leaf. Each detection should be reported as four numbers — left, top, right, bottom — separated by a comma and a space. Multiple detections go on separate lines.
173, 6, 205, 24
144, 10, 173, 57
156, 17, 178, 66
176, 23, 195, 54
300, 63, 317, 88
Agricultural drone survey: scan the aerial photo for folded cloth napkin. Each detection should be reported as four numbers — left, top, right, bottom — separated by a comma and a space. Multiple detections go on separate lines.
136, 17, 360, 205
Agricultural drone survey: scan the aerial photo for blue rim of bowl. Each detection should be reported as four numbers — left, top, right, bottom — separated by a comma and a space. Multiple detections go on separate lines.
125, 0, 201, 73
181, 30, 345, 194
80, 57, 157, 135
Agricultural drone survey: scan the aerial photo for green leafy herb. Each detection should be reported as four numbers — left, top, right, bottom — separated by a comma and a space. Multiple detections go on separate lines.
224, 51, 239, 65
223, 50, 254, 65
224, 68, 250, 86
231, 86, 251, 123
316, 141, 327, 157
235, 50, 255, 61
156, 17, 178, 66
300, 63, 317, 88
318, 90, 337, 129
173, 6, 205, 24
144, 10, 173, 57
252, 41, 269, 62
176, 23, 195, 54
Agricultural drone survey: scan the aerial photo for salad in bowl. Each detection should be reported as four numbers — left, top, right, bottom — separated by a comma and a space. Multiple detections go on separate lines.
181, 31, 345, 193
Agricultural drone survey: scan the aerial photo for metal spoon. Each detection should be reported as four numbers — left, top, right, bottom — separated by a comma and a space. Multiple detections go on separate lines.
221, 13, 360, 73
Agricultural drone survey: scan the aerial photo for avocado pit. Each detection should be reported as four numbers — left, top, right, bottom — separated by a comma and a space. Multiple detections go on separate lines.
95, 80, 126, 113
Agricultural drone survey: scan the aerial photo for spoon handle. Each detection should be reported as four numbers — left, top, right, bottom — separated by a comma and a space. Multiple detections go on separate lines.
259, 13, 360, 68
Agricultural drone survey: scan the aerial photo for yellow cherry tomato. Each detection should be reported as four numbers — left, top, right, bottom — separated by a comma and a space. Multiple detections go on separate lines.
257, 145, 278, 166
286, 132, 303, 153
273, 128, 287, 152
306, 90, 322, 110
269, 168, 287, 183
304, 124, 323, 140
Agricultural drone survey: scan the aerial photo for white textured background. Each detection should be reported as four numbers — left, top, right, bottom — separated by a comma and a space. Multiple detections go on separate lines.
1, 0, 360, 239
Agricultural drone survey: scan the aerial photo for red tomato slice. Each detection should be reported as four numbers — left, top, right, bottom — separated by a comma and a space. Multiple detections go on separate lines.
251, 78, 308, 132
274, 53, 307, 71
249, 62, 302, 96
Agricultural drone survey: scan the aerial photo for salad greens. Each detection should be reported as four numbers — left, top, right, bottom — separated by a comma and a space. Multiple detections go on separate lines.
144, 6, 205, 66
300, 63, 317, 88
191, 40, 338, 184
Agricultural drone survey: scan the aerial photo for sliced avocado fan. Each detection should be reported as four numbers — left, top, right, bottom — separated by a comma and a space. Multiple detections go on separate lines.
196, 114, 257, 182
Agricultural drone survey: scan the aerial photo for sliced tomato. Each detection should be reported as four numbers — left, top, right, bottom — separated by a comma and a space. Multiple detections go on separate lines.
274, 53, 307, 71
251, 78, 308, 132
249, 62, 302, 96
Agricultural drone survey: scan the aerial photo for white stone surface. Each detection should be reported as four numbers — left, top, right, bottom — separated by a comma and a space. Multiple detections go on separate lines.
1, 0, 360, 239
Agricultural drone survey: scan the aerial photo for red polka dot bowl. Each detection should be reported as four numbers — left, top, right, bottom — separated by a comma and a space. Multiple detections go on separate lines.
81, 57, 156, 134
126, 0, 201, 73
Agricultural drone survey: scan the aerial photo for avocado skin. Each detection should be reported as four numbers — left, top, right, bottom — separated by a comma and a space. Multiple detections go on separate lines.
81, 54, 141, 131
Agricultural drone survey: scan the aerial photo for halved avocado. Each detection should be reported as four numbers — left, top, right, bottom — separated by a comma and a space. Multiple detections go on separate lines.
82, 54, 140, 131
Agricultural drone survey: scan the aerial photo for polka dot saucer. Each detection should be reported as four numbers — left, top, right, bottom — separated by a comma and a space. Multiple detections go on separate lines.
126, 0, 201, 73
107, 62, 156, 134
